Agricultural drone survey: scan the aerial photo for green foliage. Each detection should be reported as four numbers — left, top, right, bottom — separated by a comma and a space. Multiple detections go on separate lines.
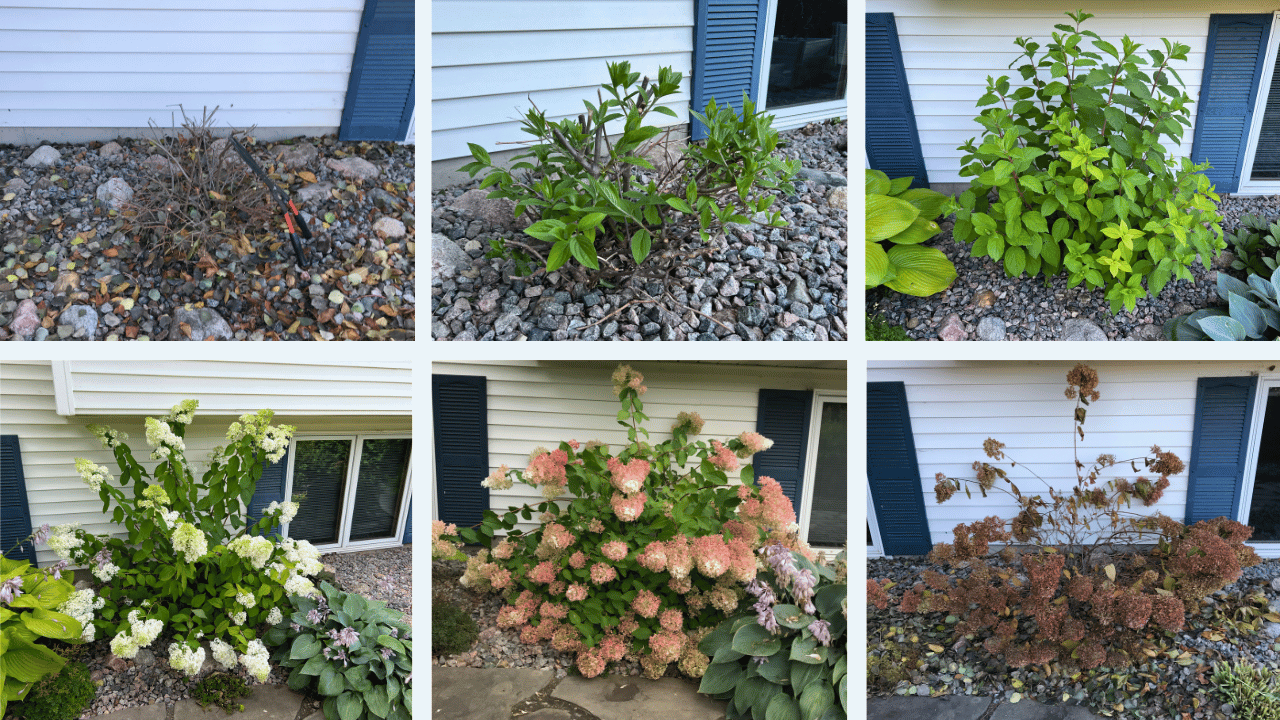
1165, 268, 1280, 340
1224, 213, 1280, 276
0, 558, 85, 718
698, 548, 847, 720
263, 582, 412, 720
431, 597, 478, 656
865, 314, 913, 341
865, 169, 956, 296
6, 660, 94, 720
945, 9, 1224, 313
191, 673, 252, 715
1212, 660, 1280, 720
460, 61, 797, 282
446, 364, 810, 680
53, 401, 321, 666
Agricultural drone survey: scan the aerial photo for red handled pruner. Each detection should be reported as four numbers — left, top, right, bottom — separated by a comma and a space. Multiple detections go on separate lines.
229, 136, 312, 266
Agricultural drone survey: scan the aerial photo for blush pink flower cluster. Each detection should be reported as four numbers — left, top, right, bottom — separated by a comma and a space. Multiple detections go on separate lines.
589, 562, 618, 585
610, 491, 647, 522
632, 588, 661, 618
525, 449, 569, 497
709, 441, 739, 471
607, 456, 650, 494
539, 523, 576, 554
566, 583, 588, 602
601, 540, 629, 562
737, 475, 797, 529
735, 431, 774, 458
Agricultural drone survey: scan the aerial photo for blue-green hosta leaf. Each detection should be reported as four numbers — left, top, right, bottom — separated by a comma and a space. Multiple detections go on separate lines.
365, 685, 391, 719
885, 245, 957, 297
336, 691, 363, 720
866, 194, 919, 242
290, 634, 322, 661
1248, 274, 1280, 308
772, 604, 813, 630
1196, 314, 1247, 341
732, 622, 782, 657
1227, 292, 1267, 338
732, 676, 772, 717
799, 682, 836, 720
790, 635, 827, 664
765, 693, 801, 720
697, 660, 745, 695
318, 665, 344, 696
1217, 272, 1253, 303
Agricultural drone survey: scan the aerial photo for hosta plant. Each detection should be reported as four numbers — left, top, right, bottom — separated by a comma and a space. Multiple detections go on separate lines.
865, 170, 956, 296
461, 61, 798, 284
1224, 213, 1280, 277
47, 401, 328, 680
435, 364, 813, 680
1164, 268, 1280, 341
0, 547, 95, 718
698, 546, 847, 720
264, 581, 411, 720
870, 364, 1260, 671
945, 10, 1224, 313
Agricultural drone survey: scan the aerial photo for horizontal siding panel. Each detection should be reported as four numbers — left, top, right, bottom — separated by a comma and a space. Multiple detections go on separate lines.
434, 111, 685, 162
433, 54, 691, 100
3, 53, 355, 74
1, 109, 343, 127
433, 89, 690, 132
6, 73, 351, 94
434, 0, 693, 32
4, 92, 347, 112
5, 10, 359, 33
0, 31, 355, 55
433, 28, 690, 67
5, 1, 364, 9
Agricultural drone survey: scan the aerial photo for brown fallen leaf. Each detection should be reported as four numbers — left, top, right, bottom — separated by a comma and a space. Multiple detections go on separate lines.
297, 171, 317, 184
103, 247, 118, 258
196, 251, 219, 278
377, 304, 398, 317
179, 322, 193, 338
317, 308, 336, 324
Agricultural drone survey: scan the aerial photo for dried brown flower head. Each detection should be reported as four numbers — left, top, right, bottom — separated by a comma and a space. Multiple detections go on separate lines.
1065, 364, 1101, 401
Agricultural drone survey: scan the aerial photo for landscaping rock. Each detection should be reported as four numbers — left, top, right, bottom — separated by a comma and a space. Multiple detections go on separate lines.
972, 289, 997, 308
373, 217, 407, 239
938, 313, 967, 341
295, 181, 335, 205
171, 306, 232, 341
24, 145, 61, 167
99, 141, 123, 160
1126, 324, 1164, 341
433, 232, 473, 278
448, 188, 525, 231
96, 177, 134, 210
795, 167, 846, 186
141, 154, 178, 176
8, 299, 39, 339
60, 304, 98, 338
977, 316, 1007, 341
1061, 318, 1108, 341
827, 186, 847, 211
326, 156, 380, 181
278, 142, 318, 169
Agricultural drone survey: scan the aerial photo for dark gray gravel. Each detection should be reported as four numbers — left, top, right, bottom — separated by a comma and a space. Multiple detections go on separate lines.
1, 135, 414, 341
431, 121, 848, 341
868, 194, 1280, 341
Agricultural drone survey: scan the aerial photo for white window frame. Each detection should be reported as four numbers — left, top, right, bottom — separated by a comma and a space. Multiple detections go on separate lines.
282, 433, 413, 554
755, 0, 848, 132
1238, 374, 1280, 558
796, 390, 847, 551
867, 483, 885, 559
1236, 11, 1280, 197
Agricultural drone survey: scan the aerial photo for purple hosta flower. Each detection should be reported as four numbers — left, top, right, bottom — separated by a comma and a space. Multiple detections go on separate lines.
808, 619, 832, 647
328, 626, 359, 649
30, 524, 52, 547
751, 656, 768, 666
388, 627, 399, 639
380, 647, 395, 659
307, 608, 326, 625
762, 543, 798, 585
0, 576, 23, 605
290, 622, 302, 632
44, 559, 69, 581
792, 568, 817, 614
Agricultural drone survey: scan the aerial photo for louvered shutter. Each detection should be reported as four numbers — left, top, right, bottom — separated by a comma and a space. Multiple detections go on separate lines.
1, 436, 36, 565
1185, 376, 1259, 525
867, 382, 932, 556
247, 453, 289, 539
339, 0, 415, 141
1191, 15, 1272, 194
866, 13, 928, 188
691, 0, 768, 141
753, 389, 812, 517
433, 375, 490, 527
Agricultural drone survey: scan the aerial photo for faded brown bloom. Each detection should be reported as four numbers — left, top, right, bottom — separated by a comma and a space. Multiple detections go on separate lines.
983, 438, 1007, 460
1066, 364, 1101, 401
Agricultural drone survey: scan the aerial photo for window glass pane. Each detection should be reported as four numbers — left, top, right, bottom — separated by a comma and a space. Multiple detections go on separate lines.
1253, 58, 1280, 180
351, 439, 412, 542
290, 440, 351, 545
766, 0, 847, 110
807, 402, 847, 546
1248, 389, 1280, 541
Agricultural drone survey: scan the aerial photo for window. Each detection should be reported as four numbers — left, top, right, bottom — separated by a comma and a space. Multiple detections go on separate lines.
1242, 383, 1280, 548
283, 435, 412, 550
758, 0, 847, 126
797, 392, 846, 547
1238, 13, 1280, 194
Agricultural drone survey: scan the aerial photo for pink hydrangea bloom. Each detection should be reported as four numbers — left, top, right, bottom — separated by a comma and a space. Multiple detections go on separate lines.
552, 625, 582, 653
607, 457, 651, 495
638, 541, 668, 572
726, 536, 757, 583
611, 365, 647, 397
668, 575, 693, 594
589, 562, 618, 585
519, 624, 540, 644
548, 580, 567, 596
576, 647, 607, 678
526, 449, 569, 487
632, 589, 661, 618
708, 586, 739, 613
610, 491, 647, 522
649, 630, 685, 664
659, 608, 683, 633
541, 523, 576, 552
529, 561, 557, 585
489, 567, 513, 590
540, 602, 568, 620
566, 583, 588, 602
664, 535, 695, 579
567, 439, 581, 450
497, 606, 525, 628
493, 539, 516, 560
738, 475, 796, 528
568, 551, 588, 569
736, 431, 774, 458
601, 540, 629, 562
587, 518, 605, 533
600, 634, 628, 662
709, 441, 739, 471
692, 534, 732, 578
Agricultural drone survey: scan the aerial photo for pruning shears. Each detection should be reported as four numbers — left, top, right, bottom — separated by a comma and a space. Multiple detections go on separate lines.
228, 135, 311, 266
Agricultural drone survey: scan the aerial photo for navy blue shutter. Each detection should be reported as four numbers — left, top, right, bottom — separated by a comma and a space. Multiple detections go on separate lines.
339, 0, 415, 141
753, 389, 812, 517
1191, 15, 1272, 194
433, 375, 490, 527
691, 0, 768, 141
402, 498, 411, 544
247, 454, 289, 539
867, 382, 932, 556
1, 436, 36, 565
1185, 376, 1259, 525
866, 13, 929, 188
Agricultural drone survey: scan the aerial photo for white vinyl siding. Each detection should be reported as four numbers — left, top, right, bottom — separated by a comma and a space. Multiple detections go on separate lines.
0, 1, 364, 140
432, 361, 846, 533
866, 0, 1280, 185
431, 0, 695, 162
866, 360, 1273, 549
1, 361, 409, 567
52, 361, 410, 417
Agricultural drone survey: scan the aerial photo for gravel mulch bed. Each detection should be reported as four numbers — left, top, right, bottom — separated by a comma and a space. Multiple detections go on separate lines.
431, 121, 848, 341
868, 554, 1280, 719
867, 194, 1280, 341
1, 135, 415, 341
27, 545, 415, 719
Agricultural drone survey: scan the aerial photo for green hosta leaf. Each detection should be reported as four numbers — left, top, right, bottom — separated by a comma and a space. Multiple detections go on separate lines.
800, 682, 836, 720
757, 649, 791, 684
792, 660, 825, 693
865, 169, 891, 196
866, 241, 892, 288
343, 593, 368, 621
884, 245, 957, 297
791, 635, 827, 664
765, 693, 802, 720
336, 691, 363, 720
20, 609, 81, 641
888, 176, 914, 195
898, 188, 948, 219
866, 194, 920, 241
732, 676, 772, 716
344, 665, 374, 693
698, 660, 745, 695
772, 604, 813, 630
291, 634, 322, 660
3, 633, 66, 683
318, 664, 345, 696
732, 622, 782, 657
887, 217, 941, 245
365, 684, 391, 719
301, 652, 328, 676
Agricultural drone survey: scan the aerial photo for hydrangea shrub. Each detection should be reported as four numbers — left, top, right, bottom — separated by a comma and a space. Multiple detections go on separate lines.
47, 401, 327, 681
436, 365, 813, 679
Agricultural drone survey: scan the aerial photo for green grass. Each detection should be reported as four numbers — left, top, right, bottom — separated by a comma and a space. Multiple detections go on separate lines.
866, 314, 913, 341
432, 596, 479, 656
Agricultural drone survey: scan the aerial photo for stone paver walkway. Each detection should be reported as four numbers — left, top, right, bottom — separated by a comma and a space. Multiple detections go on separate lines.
94, 685, 316, 720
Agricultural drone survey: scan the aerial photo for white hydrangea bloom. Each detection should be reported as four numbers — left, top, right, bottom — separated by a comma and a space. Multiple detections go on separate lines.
74, 458, 113, 491
163, 399, 199, 426
57, 589, 105, 642
240, 640, 271, 683
92, 561, 120, 583
259, 426, 293, 464
160, 509, 180, 531
86, 424, 128, 449
235, 589, 256, 608
265, 500, 299, 525
110, 610, 163, 659
210, 638, 239, 670
45, 524, 84, 562
281, 538, 324, 576
171, 523, 208, 563
227, 535, 274, 570
266, 607, 283, 625
231, 610, 246, 626
283, 574, 317, 599
168, 642, 205, 678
